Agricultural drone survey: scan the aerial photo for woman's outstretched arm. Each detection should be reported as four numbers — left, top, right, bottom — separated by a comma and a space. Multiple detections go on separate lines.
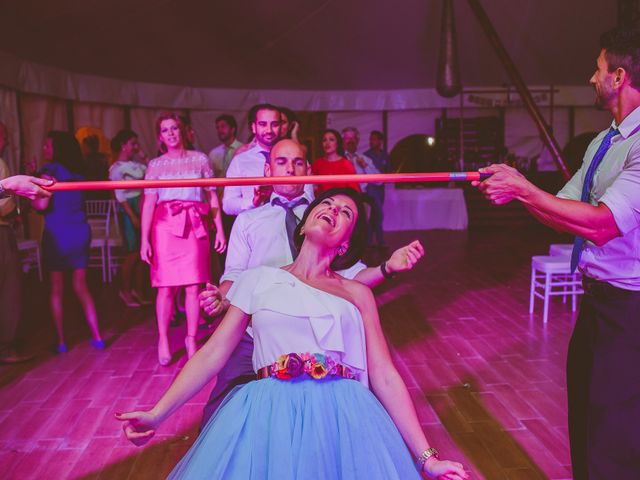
353, 282, 468, 479
115, 305, 250, 446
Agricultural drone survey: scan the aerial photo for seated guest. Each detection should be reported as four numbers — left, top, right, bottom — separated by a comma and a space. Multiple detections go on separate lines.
311, 129, 360, 194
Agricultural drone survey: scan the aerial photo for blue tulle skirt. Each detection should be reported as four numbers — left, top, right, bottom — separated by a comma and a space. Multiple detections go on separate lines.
168, 377, 422, 479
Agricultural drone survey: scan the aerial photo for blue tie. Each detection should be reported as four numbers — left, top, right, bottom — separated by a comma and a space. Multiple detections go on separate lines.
272, 197, 309, 259
570, 127, 619, 272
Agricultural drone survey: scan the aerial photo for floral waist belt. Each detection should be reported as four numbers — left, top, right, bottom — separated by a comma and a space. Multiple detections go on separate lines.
257, 353, 356, 381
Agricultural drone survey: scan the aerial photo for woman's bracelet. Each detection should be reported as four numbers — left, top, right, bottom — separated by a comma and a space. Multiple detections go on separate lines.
380, 261, 396, 280
417, 447, 439, 468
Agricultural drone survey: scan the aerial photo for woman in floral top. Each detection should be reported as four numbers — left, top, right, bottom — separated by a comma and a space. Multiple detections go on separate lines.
140, 113, 226, 365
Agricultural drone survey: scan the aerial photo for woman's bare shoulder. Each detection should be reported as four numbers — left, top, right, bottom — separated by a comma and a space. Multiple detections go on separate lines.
335, 275, 374, 308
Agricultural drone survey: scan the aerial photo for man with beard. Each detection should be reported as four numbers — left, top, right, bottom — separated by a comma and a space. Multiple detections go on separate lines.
222, 105, 280, 215
474, 27, 640, 480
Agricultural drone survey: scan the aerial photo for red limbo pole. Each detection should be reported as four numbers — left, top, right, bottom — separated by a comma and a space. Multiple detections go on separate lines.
46, 172, 490, 192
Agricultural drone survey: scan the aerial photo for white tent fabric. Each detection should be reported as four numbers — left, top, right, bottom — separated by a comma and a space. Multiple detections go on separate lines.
0, 52, 604, 112
73, 103, 125, 142
18, 93, 68, 173
0, 1, 616, 91
326, 113, 384, 140
5, 85, 615, 176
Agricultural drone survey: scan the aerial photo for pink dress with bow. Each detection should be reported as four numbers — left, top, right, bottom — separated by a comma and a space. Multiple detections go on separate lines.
145, 151, 214, 287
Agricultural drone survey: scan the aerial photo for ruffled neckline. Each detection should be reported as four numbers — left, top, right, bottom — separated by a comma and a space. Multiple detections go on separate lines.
276, 268, 360, 312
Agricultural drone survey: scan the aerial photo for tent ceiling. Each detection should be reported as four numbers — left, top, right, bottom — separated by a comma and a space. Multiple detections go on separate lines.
1, 0, 616, 91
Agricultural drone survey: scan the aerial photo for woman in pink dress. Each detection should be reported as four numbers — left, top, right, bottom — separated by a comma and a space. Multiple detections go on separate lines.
140, 113, 226, 365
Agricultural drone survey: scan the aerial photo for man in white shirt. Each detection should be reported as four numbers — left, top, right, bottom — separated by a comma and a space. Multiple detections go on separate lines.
475, 26, 640, 479
342, 126, 380, 189
207, 114, 243, 181
199, 139, 424, 427
222, 104, 281, 215
342, 127, 385, 247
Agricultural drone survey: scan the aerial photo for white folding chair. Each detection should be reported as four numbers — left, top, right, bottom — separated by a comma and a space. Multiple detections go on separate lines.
529, 255, 583, 323
548, 243, 573, 257
106, 200, 124, 282
17, 238, 43, 281
86, 200, 112, 282
13, 222, 43, 281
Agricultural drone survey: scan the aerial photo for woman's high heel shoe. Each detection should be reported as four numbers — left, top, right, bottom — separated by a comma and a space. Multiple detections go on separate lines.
185, 335, 197, 360
158, 338, 171, 366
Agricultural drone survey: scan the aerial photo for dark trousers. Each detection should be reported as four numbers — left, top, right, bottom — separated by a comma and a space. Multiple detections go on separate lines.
365, 185, 385, 246
0, 226, 21, 349
218, 212, 236, 267
567, 277, 640, 479
200, 331, 255, 429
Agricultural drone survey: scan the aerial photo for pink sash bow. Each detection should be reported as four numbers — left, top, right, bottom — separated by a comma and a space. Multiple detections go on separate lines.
158, 200, 210, 239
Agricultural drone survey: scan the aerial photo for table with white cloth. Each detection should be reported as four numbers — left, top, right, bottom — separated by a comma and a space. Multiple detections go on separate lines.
382, 185, 468, 231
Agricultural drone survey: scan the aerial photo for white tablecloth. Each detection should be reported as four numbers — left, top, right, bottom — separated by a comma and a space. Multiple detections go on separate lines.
382, 186, 468, 231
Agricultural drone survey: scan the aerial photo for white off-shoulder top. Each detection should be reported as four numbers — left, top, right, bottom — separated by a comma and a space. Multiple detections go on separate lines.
226, 266, 369, 387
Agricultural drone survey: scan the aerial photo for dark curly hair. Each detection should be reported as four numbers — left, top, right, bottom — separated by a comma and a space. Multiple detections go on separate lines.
293, 187, 368, 270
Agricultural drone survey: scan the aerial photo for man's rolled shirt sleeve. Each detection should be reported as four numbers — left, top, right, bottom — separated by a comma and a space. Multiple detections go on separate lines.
557, 164, 587, 201
599, 152, 640, 235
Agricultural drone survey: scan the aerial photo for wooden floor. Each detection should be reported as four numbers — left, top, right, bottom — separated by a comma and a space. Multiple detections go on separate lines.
0, 226, 577, 480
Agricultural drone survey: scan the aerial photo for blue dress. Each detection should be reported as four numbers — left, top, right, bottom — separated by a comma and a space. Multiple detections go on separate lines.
167, 267, 422, 480
40, 162, 91, 271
